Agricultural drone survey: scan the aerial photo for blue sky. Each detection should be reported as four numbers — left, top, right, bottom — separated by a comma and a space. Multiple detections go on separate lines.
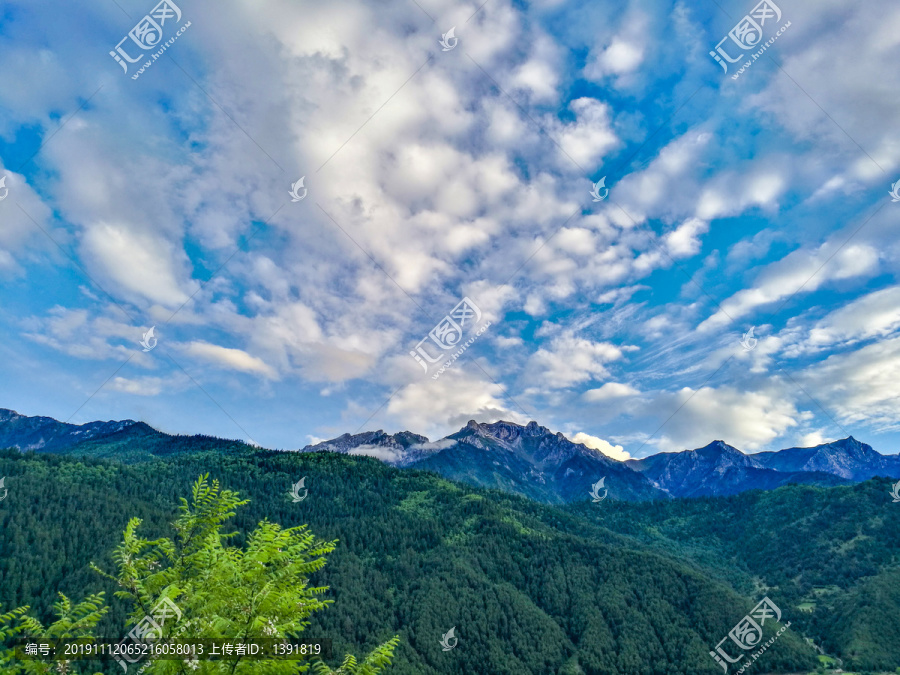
1, 0, 899, 459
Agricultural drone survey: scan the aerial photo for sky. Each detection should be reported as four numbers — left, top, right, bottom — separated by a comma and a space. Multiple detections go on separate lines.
0, 0, 899, 459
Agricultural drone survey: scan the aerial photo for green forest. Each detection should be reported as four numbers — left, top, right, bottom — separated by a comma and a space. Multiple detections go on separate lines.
0, 438, 899, 674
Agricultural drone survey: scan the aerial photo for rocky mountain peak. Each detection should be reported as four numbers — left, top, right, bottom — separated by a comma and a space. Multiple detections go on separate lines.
463, 419, 553, 441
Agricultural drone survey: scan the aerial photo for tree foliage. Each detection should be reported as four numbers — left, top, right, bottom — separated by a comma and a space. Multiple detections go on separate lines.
0, 593, 108, 674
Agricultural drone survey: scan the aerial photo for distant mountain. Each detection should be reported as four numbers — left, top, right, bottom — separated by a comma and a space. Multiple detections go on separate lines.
753, 436, 900, 481
0, 408, 140, 453
626, 440, 852, 498
0, 408, 250, 462
409, 419, 664, 503
2, 407, 898, 503
306, 419, 665, 503
302, 430, 434, 466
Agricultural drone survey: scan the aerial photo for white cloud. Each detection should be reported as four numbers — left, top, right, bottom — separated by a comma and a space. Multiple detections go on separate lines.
570, 431, 631, 461
797, 431, 835, 448
385, 370, 527, 440
462, 280, 517, 325
411, 438, 454, 452
22, 305, 153, 364
80, 223, 193, 308
246, 301, 382, 383
0, 168, 56, 271
524, 333, 626, 390
647, 385, 801, 452
346, 445, 404, 463
108, 376, 168, 396
550, 98, 619, 169
583, 382, 640, 402
807, 285, 900, 347
181, 341, 279, 379
523, 293, 547, 317
725, 228, 781, 272
747, 0, 900, 177
801, 336, 900, 432
585, 38, 644, 79
699, 242, 880, 332
495, 335, 524, 348
695, 172, 785, 221
583, 9, 649, 84
509, 33, 561, 103
664, 217, 709, 258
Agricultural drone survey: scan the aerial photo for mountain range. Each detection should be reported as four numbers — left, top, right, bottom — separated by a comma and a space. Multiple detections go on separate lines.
303, 420, 900, 502
2, 408, 899, 503
2, 406, 900, 671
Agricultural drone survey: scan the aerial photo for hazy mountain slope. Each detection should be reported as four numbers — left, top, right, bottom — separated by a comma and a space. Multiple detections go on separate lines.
0, 408, 271, 463
626, 440, 759, 495
753, 436, 900, 480
0, 408, 139, 453
626, 441, 851, 497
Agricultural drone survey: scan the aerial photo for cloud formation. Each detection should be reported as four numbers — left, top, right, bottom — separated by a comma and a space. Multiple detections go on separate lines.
0, 0, 898, 456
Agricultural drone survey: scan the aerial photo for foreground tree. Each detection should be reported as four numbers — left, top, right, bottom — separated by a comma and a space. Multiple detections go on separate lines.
1, 475, 398, 674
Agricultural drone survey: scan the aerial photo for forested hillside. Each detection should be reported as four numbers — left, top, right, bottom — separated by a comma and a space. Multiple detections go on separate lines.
0, 446, 827, 674
567, 481, 900, 670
